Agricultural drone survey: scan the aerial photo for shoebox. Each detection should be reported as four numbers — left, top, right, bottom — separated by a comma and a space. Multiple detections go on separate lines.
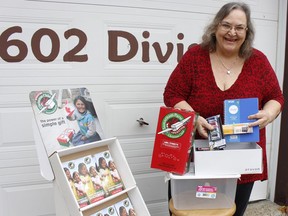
151, 106, 198, 175
168, 164, 240, 210
193, 139, 263, 175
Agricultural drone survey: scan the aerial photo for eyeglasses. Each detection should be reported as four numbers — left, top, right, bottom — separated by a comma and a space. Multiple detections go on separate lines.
218, 22, 248, 34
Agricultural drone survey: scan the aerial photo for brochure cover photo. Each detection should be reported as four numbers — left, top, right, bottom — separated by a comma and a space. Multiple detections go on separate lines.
29, 87, 105, 156
114, 197, 136, 216
62, 149, 125, 208
90, 196, 136, 216
92, 150, 125, 196
62, 155, 107, 207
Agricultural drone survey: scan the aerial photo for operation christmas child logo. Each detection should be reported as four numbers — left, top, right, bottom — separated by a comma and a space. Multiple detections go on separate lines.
160, 112, 188, 138
35, 92, 58, 115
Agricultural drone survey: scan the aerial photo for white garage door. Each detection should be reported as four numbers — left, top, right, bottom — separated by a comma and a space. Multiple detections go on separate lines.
0, 0, 282, 215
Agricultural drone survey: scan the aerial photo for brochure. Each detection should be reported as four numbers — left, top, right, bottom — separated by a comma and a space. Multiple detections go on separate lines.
114, 197, 136, 216
92, 150, 124, 197
62, 155, 106, 207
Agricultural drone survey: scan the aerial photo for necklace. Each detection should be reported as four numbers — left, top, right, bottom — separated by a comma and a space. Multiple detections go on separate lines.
216, 53, 238, 75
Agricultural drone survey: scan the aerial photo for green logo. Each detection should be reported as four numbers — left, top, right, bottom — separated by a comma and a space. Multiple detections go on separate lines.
161, 112, 187, 138
36, 92, 57, 114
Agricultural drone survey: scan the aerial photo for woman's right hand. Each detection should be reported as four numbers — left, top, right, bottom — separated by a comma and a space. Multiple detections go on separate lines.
196, 116, 214, 138
173, 101, 214, 138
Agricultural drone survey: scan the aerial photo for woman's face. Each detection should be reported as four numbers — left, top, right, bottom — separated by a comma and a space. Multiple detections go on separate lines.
75, 99, 86, 113
215, 9, 247, 56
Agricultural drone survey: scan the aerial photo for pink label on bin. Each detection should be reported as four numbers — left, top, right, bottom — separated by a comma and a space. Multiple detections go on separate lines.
196, 185, 217, 199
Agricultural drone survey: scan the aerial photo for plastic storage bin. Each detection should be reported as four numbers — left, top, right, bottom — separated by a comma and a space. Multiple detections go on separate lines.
169, 164, 240, 210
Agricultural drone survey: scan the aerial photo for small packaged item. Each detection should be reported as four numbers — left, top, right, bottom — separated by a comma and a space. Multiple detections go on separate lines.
222, 123, 253, 135
206, 115, 226, 150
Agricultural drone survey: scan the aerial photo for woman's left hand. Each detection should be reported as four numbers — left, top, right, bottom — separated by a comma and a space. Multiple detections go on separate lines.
248, 110, 273, 129
248, 100, 282, 129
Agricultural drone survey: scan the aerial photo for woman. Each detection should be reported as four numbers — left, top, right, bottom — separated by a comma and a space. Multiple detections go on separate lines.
67, 95, 101, 146
164, 2, 284, 216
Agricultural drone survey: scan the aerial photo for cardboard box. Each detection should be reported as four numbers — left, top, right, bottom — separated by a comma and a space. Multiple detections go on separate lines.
194, 140, 263, 175
169, 165, 239, 210
151, 106, 198, 175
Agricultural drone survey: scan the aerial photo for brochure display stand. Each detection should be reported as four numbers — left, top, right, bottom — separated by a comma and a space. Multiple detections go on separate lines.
30, 88, 150, 216
48, 138, 149, 216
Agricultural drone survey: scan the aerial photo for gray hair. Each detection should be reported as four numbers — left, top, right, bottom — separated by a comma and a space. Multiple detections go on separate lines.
201, 2, 255, 59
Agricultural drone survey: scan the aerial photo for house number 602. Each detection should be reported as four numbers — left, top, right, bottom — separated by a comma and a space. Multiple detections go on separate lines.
0, 26, 88, 62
